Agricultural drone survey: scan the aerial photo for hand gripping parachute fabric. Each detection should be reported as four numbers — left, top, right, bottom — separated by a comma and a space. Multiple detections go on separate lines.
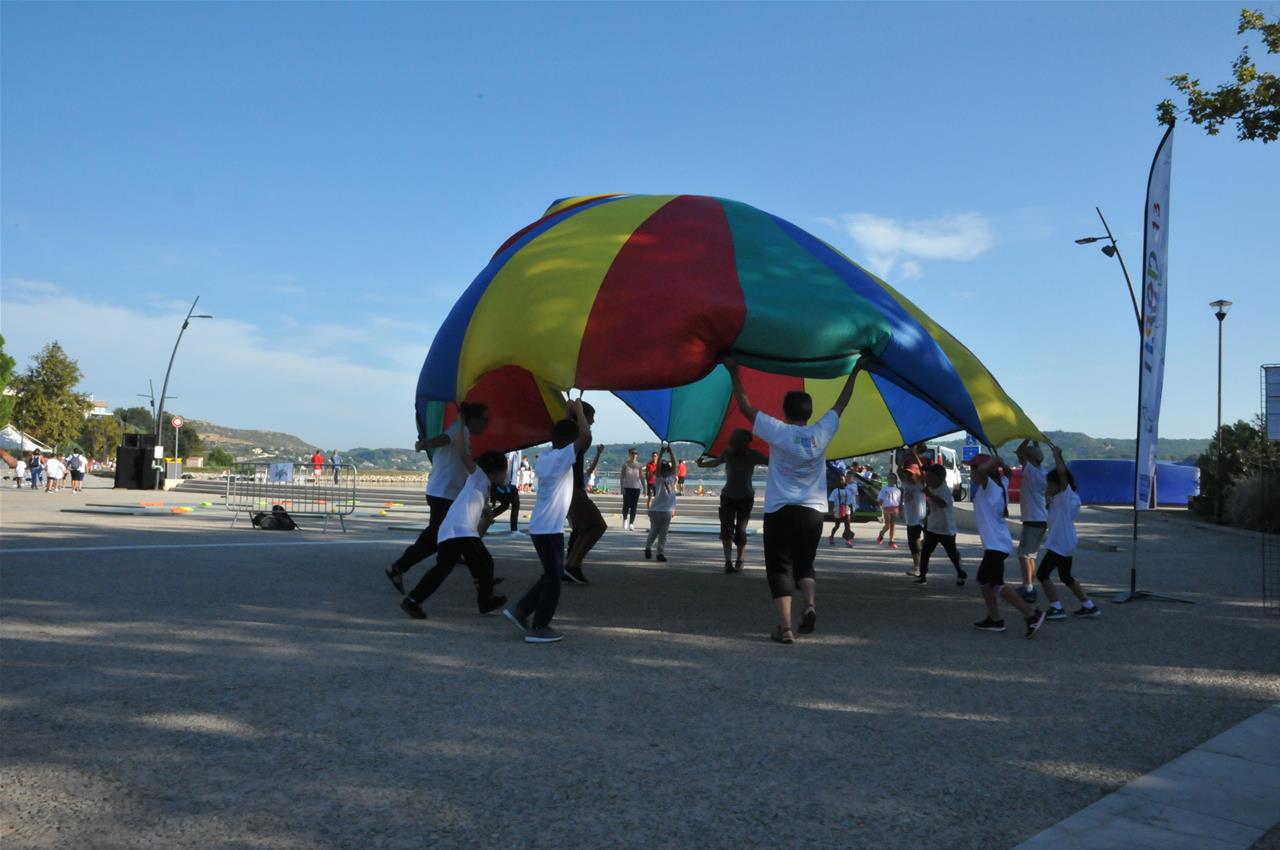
416, 194, 1043, 457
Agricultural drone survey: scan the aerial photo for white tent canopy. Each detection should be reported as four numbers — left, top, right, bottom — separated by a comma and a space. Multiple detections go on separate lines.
0, 425, 53, 453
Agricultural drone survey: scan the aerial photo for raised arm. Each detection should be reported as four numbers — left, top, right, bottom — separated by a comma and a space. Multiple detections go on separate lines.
661, 443, 677, 465
1051, 445, 1068, 482
721, 356, 759, 424
457, 427, 476, 475
831, 350, 874, 417
415, 431, 452, 452
569, 400, 592, 454
1015, 439, 1033, 465
696, 453, 725, 469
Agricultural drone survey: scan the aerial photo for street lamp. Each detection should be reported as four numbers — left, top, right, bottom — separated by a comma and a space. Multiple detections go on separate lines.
154, 296, 212, 488
1075, 207, 1140, 330
1211, 299, 1232, 523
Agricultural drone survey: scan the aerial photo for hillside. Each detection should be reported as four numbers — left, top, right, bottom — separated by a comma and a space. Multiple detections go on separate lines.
190, 420, 318, 459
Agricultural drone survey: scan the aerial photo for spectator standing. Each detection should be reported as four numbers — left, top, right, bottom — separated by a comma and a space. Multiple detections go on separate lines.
619, 448, 645, 531
68, 450, 87, 493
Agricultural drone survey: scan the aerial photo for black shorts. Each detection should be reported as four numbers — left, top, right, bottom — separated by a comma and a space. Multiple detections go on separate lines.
70, 470, 85, 481
1037, 550, 1076, 585
976, 549, 1009, 587
718, 493, 755, 543
762, 505, 824, 599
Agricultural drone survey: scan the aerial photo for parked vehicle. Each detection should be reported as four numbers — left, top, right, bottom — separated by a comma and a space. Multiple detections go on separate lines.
895, 444, 966, 500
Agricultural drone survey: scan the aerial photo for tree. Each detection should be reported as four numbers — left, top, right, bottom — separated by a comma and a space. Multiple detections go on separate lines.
1194, 416, 1279, 522
206, 446, 235, 467
158, 411, 204, 458
81, 415, 123, 461
114, 406, 155, 434
11, 342, 91, 448
1158, 9, 1280, 142
0, 334, 16, 428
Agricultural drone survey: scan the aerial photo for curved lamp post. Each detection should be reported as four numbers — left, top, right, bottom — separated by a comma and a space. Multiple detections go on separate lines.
154, 297, 212, 487
1211, 299, 1232, 523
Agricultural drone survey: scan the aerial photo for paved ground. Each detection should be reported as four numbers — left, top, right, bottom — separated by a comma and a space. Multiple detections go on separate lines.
2, 477, 1278, 849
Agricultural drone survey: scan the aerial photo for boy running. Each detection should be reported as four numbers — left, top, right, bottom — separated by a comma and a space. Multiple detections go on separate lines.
968, 454, 1046, 638
1015, 440, 1048, 604
827, 474, 856, 547
917, 464, 967, 586
503, 400, 592, 644
724, 352, 869, 644
644, 444, 678, 562
399, 448, 509, 620
1039, 446, 1099, 620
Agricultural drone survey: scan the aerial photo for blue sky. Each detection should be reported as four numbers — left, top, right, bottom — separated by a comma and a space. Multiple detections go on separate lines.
2, 2, 1275, 450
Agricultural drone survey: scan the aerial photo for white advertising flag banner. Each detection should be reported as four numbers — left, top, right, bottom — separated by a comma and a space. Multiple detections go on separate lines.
1136, 127, 1173, 510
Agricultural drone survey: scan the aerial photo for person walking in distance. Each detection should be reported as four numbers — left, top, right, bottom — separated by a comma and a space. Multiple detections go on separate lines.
1039, 446, 1099, 621
644, 444, 679, 562
916, 463, 967, 586
645, 450, 659, 510
827, 474, 857, 547
619, 448, 645, 531
398, 446, 509, 621
723, 352, 870, 644
384, 403, 490, 593
696, 428, 767, 574
1014, 440, 1048, 604
503, 400, 593, 644
563, 403, 605, 584
968, 454, 1046, 638
876, 473, 902, 548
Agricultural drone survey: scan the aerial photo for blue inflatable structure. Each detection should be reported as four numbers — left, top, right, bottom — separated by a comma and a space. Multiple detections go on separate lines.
1067, 460, 1199, 507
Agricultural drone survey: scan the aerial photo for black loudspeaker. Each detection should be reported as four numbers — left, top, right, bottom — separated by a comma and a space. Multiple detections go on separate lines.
122, 433, 158, 450
114, 446, 161, 489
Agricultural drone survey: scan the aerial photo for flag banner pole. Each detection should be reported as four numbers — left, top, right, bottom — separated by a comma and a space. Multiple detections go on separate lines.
1116, 124, 1192, 604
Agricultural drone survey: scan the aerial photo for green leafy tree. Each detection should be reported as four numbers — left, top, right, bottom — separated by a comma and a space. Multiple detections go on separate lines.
1158, 9, 1280, 142
158, 411, 204, 458
114, 405, 156, 434
81, 415, 123, 461
206, 446, 235, 467
1194, 416, 1279, 522
0, 334, 16, 428
11, 342, 91, 448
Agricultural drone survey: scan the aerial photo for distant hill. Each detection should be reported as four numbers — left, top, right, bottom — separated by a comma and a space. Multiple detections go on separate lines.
190, 420, 318, 461
933, 431, 1207, 465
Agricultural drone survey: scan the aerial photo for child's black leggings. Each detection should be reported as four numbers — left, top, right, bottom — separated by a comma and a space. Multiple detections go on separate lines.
919, 531, 962, 577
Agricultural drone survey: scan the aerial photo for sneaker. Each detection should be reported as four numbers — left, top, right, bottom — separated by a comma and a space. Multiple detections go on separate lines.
656, 553, 667, 562
876, 532, 884, 544
1025, 608, 1047, 638
770, 625, 795, 645
384, 567, 405, 594
956, 570, 968, 587
524, 626, 563, 644
502, 607, 529, 633
828, 538, 835, 546
973, 617, 1006, 632
914, 576, 927, 585
734, 557, 744, 573
478, 595, 507, 615
510, 530, 528, 538
1045, 606, 1067, 621
724, 560, 734, 575
798, 607, 817, 634
905, 570, 920, 577
889, 542, 899, 549
845, 538, 854, 548
1017, 586, 1038, 604
400, 598, 426, 620
563, 564, 588, 584
1073, 605, 1101, 618
644, 549, 652, 560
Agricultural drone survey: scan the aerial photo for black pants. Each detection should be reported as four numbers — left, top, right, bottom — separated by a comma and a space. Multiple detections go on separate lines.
516, 533, 565, 629
919, 530, 962, 577
408, 537, 495, 605
719, 493, 755, 546
491, 486, 520, 531
621, 487, 641, 524
907, 524, 923, 556
1037, 550, 1077, 585
392, 496, 453, 574
762, 505, 823, 599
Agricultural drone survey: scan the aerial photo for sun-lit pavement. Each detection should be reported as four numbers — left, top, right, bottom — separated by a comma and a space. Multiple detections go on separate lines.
2, 477, 1277, 849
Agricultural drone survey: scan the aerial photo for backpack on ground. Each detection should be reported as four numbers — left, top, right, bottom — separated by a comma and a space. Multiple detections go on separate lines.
251, 504, 299, 530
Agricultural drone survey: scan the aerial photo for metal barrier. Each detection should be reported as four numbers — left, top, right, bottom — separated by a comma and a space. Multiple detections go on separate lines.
226, 462, 358, 532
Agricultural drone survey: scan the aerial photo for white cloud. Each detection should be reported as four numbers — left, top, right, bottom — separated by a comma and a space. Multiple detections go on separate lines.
825, 212, 996, 281
3, 278, 62, 296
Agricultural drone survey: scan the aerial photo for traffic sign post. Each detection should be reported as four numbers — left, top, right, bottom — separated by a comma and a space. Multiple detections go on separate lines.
170, 416, 184, 459
961, 433, 980, 462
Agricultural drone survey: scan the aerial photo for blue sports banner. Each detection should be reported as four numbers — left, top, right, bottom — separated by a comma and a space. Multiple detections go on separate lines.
1136, 127, 1173, 510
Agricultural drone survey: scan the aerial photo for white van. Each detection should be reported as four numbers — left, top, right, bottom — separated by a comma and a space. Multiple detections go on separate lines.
894, 444, 966, 500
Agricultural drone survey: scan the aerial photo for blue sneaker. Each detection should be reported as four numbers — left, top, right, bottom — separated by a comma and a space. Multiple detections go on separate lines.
1045, 606, 1067, 621
502, 608, 529, 633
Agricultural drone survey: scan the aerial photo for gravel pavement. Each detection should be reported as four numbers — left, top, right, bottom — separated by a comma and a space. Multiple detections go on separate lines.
2, 478, 1277, 849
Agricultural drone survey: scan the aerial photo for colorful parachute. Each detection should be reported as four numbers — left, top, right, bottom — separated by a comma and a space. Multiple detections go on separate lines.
416, 194, 1043, 457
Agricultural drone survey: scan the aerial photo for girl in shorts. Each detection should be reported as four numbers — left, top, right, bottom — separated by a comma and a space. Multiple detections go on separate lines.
876, 473, 902, 548
1039, 446, 1099, 620
968, 454, 1046, 638
827, 474, 857, 547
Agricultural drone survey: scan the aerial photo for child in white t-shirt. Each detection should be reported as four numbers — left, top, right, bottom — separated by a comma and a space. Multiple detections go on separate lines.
400, 448, 510, 621
645, 444, 678, 562
918, 463, 967, 586
827, 475, 857, 547
899, 462, 928, 574
876, 474, 903, 549
1038, 446, 1098, 620
968, 454, 1045, 638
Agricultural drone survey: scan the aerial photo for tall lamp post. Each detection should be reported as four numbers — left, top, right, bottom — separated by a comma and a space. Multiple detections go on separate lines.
1075, 207, 1141, 330
1211, 299, 1232, 523
154, 297, 212, 488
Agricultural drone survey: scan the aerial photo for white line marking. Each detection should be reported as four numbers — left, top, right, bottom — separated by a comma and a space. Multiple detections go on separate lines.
0, 539, 407, 555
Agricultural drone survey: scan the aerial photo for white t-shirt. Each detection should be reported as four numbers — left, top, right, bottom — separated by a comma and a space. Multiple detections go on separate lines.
44, 458, 66, 479
878, 485, 902, 509
69, 454, 85, 471
1045, 486, 1082, 556
16, 460, 27, 477
972, 478, 1013, 554
426, 421, 467, 499
924, 483, 956, 535
505, 451, 521, 487
901, 483, 927, 527
438, 467, 490, 543
828, 485, 856, 512
650, 473, 678, 513
754, 410, 840, 513
1020, 462, 1048, 523
528, 445, 576, 534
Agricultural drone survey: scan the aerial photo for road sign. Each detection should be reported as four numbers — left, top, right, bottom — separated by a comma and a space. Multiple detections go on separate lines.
962, 433, 980, 461
171, 416, 184, 429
